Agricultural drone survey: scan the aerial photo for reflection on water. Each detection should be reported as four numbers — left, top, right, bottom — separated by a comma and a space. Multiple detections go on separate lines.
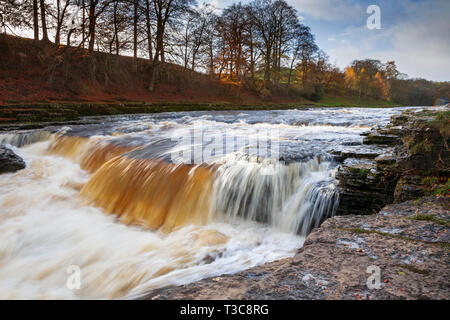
0, 107, 417, 299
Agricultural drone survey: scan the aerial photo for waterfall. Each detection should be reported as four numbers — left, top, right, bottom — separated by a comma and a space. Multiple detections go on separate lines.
0, 130, 52, 147
0, 128, 339, 237
212, 157, 339, 235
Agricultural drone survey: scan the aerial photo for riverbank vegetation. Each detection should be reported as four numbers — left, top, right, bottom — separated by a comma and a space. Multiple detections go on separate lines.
0, 0, 448, 107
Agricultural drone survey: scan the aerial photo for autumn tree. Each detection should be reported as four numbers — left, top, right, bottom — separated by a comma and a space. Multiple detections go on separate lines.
344, 66, 357, 95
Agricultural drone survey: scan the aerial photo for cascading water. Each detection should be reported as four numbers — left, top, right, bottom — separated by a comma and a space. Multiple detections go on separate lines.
212, 157, 338, 234
0, 107, 410, 299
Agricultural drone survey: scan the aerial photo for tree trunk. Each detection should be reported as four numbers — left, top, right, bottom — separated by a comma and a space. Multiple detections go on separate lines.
81, 0, 86, 48
67, 29, 74, 46
55, 0, 60, 44
33, 0, 39, 40
148, 65, 157, 92
249, 30, 255, 83
88, 1, 97, 51
39, 0, 49, 42
113, 1, 119, 55
145, 0, 152, 60
133, 0, 138, 58
264, 47, 271, 88
209, 42, 214, 77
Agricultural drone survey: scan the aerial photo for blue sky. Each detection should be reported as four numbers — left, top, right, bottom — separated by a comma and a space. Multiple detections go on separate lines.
206, 0, 450, 81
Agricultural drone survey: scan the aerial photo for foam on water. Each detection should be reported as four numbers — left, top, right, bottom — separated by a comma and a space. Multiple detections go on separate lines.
0, 107, 424, 299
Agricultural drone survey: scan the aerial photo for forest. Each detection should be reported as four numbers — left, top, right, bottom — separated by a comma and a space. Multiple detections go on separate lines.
0, 0, 449, 105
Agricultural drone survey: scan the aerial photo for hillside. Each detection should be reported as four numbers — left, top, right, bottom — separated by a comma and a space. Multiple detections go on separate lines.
0, 34, 306, 106
0, 34, 401, 109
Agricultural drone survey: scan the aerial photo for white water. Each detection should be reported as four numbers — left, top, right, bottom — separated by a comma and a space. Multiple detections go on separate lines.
0, 141, 302, 299
0, 107, 414, 299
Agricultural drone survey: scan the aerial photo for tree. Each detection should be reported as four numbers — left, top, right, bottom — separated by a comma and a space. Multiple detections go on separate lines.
87, 0, 113, 51
54, 0, 73, 44
371, 71, 388, 100
39, 0, 49, 41
287, 24, 313, 85
247, 0, 277, 88
216, 3, 247, 81
344, 66, 357, 95
0, 0, 36, 36
147, 0, 193, 91
33, 0, 39, 40
271, 0, 298, 86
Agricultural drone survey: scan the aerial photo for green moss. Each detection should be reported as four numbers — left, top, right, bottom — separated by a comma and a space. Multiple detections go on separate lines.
408, 214, 450, 226
437, 242, 450, 250
430, 111, 450, 144
396, 264, 430, 276
410, 138, 433, 154
433, 110, 450, 121
421, 177, 438, 185
402, 135, 414, 149
349, 167, 371, 175
343, 227, 449, 250
346, 227, 411, 241
432, 180, 450, 196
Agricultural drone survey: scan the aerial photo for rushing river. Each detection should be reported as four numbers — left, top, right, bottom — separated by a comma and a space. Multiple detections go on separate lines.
0, 107, 413, 299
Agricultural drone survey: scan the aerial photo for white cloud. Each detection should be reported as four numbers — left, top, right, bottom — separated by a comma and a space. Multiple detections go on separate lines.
326, 0, 450, 81
288, 0, 364, 21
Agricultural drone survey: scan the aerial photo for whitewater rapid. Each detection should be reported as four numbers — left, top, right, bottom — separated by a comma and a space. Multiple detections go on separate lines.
0, 107, 411, 299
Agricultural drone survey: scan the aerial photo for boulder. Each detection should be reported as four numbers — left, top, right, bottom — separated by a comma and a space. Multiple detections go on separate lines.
0, 146, 26, 174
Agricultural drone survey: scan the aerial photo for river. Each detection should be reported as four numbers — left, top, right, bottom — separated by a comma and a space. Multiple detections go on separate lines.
0, 107, 413, 299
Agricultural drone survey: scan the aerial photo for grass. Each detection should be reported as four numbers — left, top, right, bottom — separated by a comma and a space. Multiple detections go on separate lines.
346, 227, 412, 241
395, 264, 430, 276
419, 177, 450, 197
342, 227, 449, 250
431, 111, 450, 145
349, 167, 371, 175
410, 138, 433, 154
317, 95, 400, 108
432, 180, 450, 197
408, 214, 450, 226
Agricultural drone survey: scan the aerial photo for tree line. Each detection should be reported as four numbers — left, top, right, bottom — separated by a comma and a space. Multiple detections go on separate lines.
0, 0, 448, 104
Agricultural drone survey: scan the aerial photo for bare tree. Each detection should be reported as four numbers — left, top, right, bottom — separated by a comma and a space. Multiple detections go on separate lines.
39, 0, 49, 41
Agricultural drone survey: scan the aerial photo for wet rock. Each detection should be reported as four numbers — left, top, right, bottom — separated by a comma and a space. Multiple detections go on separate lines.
363, 133, 401, 146
140, 197, 449, 300
331, 146, 390, 162
375, 153, 396, 166
335, 159, 398, 215
336, 107, 449, 214
394, 176, 429, 203
0, 146, 25, 174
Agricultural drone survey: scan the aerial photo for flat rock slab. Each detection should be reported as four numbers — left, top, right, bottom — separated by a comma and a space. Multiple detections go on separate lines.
142, 197, 449, 300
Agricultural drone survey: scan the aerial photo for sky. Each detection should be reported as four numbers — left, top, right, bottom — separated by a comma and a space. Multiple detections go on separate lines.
207, 0, 450, 81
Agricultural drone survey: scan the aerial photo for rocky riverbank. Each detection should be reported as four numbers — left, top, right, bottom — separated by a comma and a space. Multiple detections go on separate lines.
142, 107, 449, 300
144, 196, 448, 300
336, 108, 449, 215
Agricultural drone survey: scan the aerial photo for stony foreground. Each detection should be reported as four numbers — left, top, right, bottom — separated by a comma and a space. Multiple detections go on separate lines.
144, 196, 449, 300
